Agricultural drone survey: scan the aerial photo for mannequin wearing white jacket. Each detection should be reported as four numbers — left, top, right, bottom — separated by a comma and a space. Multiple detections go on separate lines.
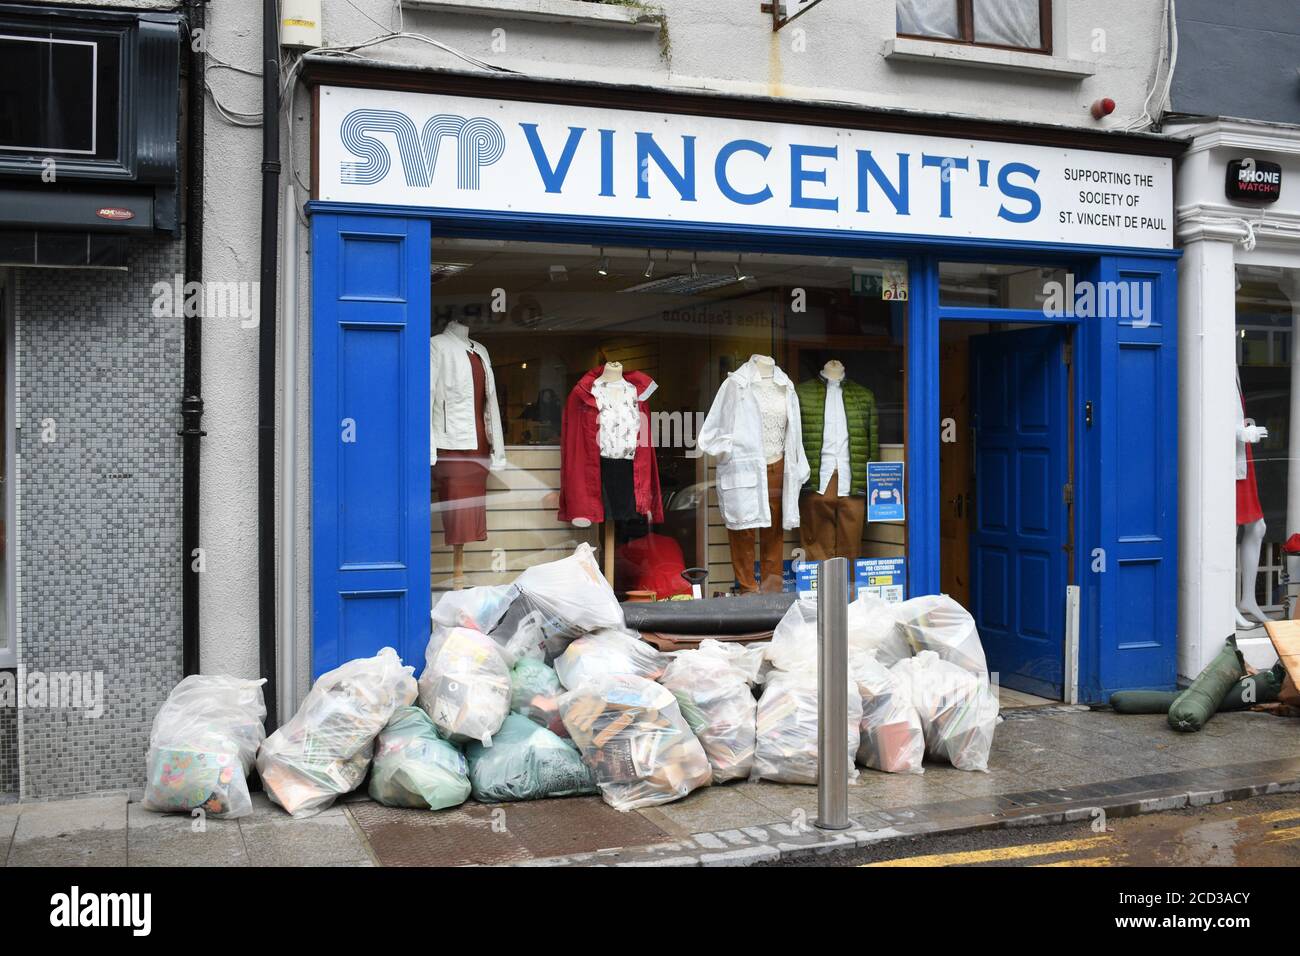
698, 355, 810, 593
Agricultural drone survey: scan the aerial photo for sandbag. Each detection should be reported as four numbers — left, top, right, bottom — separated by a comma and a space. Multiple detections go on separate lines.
1168, 636, 1246, 733
753, 664, 861, 784
559, 674, 712, 811
257, 647, 417, 818
143, 674, 267, 819
466, 713, 597, 803
1109, 690, 1180, 714
893, 594, 988, 677
620, 592, 797, 634
417, 626, 512, 746
554, 630, 666, 691
1110, 664, 1286, 715
368, 706, 471, 810
509, 656, 568, 738
852, 654, 924, 775
892, 651, 998, 772
659, 640, 762, 783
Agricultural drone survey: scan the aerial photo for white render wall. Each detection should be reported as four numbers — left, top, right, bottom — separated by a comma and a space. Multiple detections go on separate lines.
196, 1, 1172, 692
1171, 118, 1300, 679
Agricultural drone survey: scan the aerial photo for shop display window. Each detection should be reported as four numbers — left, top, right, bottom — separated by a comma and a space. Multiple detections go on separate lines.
426, 239, 908, 599
939, 261, 1068, 310
1235, 265, 1300, 623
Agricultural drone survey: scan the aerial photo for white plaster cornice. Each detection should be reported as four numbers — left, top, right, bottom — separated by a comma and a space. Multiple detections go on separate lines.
1168, 117, 1300, 158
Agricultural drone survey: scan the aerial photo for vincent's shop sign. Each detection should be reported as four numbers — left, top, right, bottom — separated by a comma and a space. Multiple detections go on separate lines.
317, 86, 1174, 250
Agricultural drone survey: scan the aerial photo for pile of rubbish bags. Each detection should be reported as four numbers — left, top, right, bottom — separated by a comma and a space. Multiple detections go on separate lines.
143, 544, 1002, 821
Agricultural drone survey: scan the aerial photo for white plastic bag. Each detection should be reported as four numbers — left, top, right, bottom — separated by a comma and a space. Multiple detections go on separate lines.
554, 630, 666, 691
417, 626, 512, 746
893, 594, 988, 677
753, 664, 861, 785
659, 641, 760, 783
891, 651, 999, 772
257, 647, 417, 818
852, 654, 924, 774
559, 674, 712, 811
143, 674, 267, 819
432, 584, 518, 635
767, 593, 909, 671
500, 544, 626, 661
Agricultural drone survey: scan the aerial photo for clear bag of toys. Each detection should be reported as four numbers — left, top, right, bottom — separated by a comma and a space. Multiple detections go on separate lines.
143, 674, 267, 819
417, 626, 512, 746
368, 705, 472, 811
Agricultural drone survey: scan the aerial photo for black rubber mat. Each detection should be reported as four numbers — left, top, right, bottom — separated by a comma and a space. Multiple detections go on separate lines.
348, 796, 674, 866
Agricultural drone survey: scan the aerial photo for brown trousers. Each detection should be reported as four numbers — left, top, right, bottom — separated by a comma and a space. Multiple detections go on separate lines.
728, 459, 786, 594
798, 470, 866, 561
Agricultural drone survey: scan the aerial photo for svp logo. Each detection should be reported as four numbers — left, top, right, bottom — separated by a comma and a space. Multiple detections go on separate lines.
339, 109, 505, 189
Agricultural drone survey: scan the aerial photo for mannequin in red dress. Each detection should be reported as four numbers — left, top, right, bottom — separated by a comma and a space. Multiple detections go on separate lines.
1237, 374, 1269, 627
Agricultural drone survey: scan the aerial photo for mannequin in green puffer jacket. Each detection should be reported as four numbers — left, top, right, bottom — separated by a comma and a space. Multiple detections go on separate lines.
796, 369, 879, 562
795, 375, 879, 496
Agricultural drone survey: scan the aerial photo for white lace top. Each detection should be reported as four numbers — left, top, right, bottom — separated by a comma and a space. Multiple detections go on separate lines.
593, 379, 639, 460
752, 377, 788, 464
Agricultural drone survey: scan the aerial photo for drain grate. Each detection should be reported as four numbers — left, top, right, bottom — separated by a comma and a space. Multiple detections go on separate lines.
348, 796, 674, 866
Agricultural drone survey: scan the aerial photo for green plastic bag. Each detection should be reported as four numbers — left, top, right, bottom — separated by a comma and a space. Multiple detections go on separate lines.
1168, 637, 1246, 733
465, 713, 596, 803
368, 706, 471, 810
509, 657, 568, 737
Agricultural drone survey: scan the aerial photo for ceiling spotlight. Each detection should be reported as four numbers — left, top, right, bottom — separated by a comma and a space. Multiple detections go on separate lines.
691, 252, 700, 279
734, 255, 751, 283
597, 249, 609, 277
644, 252, 655, 279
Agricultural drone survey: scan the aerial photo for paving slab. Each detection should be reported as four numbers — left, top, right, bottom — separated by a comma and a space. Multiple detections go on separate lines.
238, 795, 374, 867
126, 802, 250, 867
635, 782, 782, 835
0, 810, 16, 865
7, 794, 127, 867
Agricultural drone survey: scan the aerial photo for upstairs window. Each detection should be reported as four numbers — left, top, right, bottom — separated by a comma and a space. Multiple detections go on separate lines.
897, 0, 1051, 54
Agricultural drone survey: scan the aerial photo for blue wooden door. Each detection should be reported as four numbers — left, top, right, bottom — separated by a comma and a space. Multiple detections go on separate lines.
311, 212, 431, 677
970, 326, 1069, 699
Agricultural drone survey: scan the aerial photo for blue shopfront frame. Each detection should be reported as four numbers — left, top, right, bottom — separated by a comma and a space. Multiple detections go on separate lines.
308, 201, 1179, 703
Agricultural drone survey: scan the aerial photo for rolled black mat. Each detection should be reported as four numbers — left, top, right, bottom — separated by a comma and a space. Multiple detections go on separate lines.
621, 592, 798, 634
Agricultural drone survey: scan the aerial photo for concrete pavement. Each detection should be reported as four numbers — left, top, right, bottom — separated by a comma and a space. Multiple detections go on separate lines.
2, 706, 1297, 867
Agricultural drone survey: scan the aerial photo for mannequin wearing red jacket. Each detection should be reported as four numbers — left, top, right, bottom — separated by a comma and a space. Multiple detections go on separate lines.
557, 364, 664, 525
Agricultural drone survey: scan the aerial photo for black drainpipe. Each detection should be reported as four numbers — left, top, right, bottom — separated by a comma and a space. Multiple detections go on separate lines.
258, 0, 281, 730
181, 0, 207, 677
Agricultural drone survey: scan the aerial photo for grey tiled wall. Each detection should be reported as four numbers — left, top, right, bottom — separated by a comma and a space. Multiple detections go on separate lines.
0, 687, 15, 793
14, 236, 185, 798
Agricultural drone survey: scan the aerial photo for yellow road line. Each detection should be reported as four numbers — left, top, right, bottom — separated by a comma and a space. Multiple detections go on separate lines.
862, 835, 1113, 868
1261, 828, 1300, 845
1245, 807, 1300, 826
1034, 855, 1120, 867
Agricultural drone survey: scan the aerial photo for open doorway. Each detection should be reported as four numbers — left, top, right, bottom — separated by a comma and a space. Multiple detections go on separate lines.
940, 321, 1074, 702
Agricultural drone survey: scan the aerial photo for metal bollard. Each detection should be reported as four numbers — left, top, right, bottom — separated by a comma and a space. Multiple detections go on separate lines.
816, 556, 850, 830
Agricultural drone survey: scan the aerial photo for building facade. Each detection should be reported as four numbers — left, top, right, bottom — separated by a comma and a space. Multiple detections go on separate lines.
4, 0, 1185, 798
1168, 0, 1300, 677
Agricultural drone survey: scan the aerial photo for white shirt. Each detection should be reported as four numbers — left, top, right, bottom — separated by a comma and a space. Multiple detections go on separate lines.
592, 379, 639, 460
818, 378, 851, 496
753, 378, 788, 464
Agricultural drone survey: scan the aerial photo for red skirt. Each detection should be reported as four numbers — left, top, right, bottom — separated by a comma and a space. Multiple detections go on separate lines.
432, 458, 489, 546
1237, 441, 1264, 525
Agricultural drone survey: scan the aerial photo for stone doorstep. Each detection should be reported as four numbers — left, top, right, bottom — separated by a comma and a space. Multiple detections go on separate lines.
516, 770, 1300, 867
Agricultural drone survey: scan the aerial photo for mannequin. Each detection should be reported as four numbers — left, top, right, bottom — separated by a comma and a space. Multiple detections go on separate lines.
1236, 371, 1269, 627
698, 354, 810, 594
795, 359, 878, 562
430, 319, 506, 588
556, 361, 664, 582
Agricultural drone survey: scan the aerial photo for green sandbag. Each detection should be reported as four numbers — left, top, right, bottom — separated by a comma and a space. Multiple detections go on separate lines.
1111, 665, 1283, 714
1168, 637, 1245, 733
1110, 690, 1180, 714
